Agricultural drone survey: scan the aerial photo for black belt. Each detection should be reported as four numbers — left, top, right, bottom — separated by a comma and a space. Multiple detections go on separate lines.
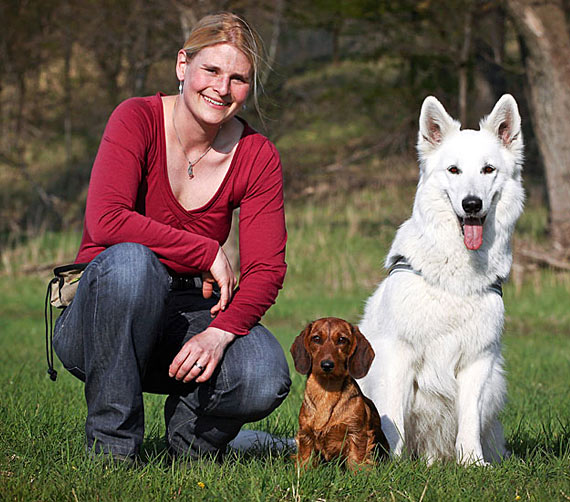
170, 274, 203, 291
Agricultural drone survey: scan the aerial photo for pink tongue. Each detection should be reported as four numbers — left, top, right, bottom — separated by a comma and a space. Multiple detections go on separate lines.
464, 218, 483, 250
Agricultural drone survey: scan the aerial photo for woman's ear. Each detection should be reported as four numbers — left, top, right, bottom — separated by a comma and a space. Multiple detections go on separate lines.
176, 50, 188, 82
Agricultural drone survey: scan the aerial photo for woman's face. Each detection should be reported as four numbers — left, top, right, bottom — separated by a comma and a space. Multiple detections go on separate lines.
177, 43, 252, 127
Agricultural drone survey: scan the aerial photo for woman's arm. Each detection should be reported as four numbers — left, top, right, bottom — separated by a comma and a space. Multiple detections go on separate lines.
83, 98, 219, 273
208, 139, 287, 335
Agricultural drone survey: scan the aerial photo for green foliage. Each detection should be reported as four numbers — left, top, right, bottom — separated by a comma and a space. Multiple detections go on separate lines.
1, 0, 535, 242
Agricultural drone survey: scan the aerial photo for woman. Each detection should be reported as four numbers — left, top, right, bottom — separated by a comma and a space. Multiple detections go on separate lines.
53, 12, 291, 463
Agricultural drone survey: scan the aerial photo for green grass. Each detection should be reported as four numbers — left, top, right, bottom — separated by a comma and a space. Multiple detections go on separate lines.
1, 194, 570, 501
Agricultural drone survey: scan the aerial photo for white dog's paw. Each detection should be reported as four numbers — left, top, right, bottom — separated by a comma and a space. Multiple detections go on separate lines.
456, 443, 488, 466
460, 455, 490, 467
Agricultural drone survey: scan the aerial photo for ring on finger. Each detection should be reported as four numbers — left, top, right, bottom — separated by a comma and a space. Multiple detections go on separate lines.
193, 362, 204, 371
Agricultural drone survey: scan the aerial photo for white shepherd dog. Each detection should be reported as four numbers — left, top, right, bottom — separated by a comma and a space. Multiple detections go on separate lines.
359, 95, 524, 465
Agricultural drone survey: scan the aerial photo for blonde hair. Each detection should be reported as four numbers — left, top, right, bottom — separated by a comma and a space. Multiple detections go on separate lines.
182, 12, 266, 120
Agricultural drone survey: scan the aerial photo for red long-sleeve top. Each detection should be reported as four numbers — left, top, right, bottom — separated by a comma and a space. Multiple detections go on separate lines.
76, 93, 287, 336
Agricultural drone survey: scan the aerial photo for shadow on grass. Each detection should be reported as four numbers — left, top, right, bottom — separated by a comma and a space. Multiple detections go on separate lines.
508, 418, 570, 459
139, 429, 297, 467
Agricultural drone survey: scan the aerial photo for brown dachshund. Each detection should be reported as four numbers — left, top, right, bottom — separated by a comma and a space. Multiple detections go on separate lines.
290, 317, 389, 470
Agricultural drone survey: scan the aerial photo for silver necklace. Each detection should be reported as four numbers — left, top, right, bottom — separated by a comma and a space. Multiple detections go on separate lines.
172, 96, 213, 179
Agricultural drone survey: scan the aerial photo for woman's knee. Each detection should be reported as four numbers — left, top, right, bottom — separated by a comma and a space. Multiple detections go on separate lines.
242, 366, 291, 421
222, 326, 291, 421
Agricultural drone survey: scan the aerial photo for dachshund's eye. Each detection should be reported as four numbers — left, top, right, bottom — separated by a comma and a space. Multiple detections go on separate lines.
337, 336, 348, 345
447, 165, 460, 175
482, 164, 496, 174
311, 335, 321, 344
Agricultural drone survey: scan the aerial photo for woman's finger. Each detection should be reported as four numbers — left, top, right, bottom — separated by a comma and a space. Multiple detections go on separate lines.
210, 300, 222, 317
169, 343, 192, 378
195, 359, 217, 383
202, 277, 214, 299
183, 359, 207, 382
169, 338, 205, 380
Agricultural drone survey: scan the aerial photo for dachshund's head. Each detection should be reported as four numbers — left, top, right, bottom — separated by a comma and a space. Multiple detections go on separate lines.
290, 317, 375, 379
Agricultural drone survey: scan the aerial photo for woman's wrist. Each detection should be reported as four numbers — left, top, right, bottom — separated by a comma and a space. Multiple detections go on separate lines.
206, 326, 237, 345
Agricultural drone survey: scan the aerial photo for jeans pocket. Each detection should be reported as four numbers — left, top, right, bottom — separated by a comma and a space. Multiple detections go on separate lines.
65, 365, 86, 381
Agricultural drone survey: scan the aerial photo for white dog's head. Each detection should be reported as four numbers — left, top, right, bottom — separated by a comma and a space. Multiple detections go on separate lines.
416, 95, 524, 250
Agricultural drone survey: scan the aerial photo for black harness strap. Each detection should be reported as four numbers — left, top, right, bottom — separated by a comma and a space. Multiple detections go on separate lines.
388, 257, 503, 297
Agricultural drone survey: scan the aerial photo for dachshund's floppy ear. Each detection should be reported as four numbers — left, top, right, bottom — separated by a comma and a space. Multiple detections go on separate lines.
290, 323, 313, 375
348, 325, 375, 379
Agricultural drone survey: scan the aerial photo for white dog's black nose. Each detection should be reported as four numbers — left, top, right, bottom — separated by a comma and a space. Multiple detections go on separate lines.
462, 196, 483, 214
320, 360, 335, 372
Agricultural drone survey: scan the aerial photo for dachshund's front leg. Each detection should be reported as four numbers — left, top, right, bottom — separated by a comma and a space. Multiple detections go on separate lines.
294, 429, 318, 470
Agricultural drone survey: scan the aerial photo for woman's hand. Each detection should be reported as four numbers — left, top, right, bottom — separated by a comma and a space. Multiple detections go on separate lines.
202, 246, 237, 317
169, 326, 237, 383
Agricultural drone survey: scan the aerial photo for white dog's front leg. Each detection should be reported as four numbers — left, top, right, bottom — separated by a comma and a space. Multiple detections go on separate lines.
455, 356, 495, 465
362, 343, 415, 458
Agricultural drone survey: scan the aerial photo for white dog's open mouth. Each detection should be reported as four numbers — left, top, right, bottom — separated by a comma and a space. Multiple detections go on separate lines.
459, 216, 485, 250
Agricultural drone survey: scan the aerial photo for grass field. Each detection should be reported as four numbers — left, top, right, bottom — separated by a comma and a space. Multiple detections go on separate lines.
1, 189, 570, 501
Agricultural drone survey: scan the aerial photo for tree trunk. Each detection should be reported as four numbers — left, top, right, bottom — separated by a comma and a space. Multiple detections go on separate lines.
15, 72, 26, 152
458, 4, 473, 125
473, 5, 507, 116
132, 32, 149, 96
262, 0, 284, 86
506, 0, 570, 250
331, 18, 343, 65
63, 11, 73, 170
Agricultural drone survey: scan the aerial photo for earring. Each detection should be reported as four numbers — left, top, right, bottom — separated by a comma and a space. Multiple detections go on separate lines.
242, 103, 247, 111
178, 81, 183, 94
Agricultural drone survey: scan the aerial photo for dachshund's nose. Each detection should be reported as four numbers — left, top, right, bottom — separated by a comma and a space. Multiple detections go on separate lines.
320, 360, 335, 372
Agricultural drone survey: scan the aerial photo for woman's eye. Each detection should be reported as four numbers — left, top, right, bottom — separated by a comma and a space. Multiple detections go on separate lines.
482, 164, 496, 174
447, 165, 460, 174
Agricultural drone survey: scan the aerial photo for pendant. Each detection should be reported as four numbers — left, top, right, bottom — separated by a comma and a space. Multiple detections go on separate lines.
187, 162, 194, 179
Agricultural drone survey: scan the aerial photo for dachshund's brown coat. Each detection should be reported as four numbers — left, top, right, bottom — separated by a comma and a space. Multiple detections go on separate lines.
290, 317, 388, 469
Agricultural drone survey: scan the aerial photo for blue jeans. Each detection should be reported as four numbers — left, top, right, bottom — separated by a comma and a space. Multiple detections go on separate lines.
53, 243, 291, 459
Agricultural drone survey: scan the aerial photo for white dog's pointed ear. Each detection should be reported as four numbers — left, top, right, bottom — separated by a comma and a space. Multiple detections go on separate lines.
480, 94, 522, 151
417, 96, 460, 157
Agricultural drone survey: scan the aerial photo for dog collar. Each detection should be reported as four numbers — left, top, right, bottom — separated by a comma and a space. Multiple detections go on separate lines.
388, 256, 503, 297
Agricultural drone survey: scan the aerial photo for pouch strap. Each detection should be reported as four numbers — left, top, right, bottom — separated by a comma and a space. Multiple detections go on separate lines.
44, 278, 59, 381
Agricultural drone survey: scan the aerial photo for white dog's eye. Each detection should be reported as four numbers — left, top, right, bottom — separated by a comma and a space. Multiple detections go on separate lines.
482, 164, 496, 174
447, 165, 460, 174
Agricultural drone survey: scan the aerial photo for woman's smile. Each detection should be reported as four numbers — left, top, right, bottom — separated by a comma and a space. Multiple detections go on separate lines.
202, 94, 230, 108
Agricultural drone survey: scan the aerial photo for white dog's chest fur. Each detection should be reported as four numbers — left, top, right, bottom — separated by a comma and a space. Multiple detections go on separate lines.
385, 273, 503, 355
